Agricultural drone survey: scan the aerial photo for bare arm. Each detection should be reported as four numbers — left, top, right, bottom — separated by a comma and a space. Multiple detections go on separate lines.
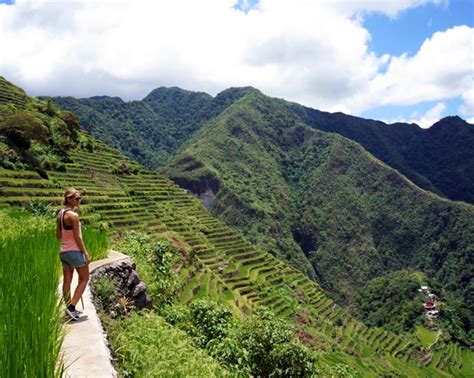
56, 214, 62, 240
70, 213, 90, 264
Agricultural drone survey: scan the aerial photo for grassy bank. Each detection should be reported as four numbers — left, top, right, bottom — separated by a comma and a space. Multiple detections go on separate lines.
0, 207, 109, 376
106, 311, 231, 377
0, 220, 63, 376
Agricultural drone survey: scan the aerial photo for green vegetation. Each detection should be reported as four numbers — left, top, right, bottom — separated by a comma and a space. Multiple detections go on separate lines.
0, 203, 108, 376
106, 311, 230, 377
164, 90, 474, 330
49, 80, 474, 343
91, 276, 117, 311
0, 209, 63, 377
82, 225, 109, 261
112, 231, 185, 306
0, 76, 80, 172
1, 78, 472, 376
292, 105, 474, 204
49, 87, 255, 170
51, 84, 474, 205
354, 270, 424, 332
106, 232, 315, 376
416, 326, 438, 348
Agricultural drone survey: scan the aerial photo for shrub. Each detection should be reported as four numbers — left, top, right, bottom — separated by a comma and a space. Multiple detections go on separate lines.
1, 160, 15, 170
188, 300, 234, 348
207, 336, 250, 373
160, 303, 190, 326
159, 302, 316, 376
0, 112, 50, 149
58, 111, 80, 141
236, 309, 316, 376
330, 363, 357, 378
91, 276, 117, 310
35, 167, 49, 179
269, 340, 315, 377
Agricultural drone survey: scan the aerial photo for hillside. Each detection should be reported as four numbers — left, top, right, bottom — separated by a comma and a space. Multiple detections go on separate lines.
48, 87, 255, 170
2, 78, 472, 376
47, 80, 473, 341
163, 90, 474, 337
0, 76, 81, 173
291, 105, 474, 203
50, 87, 474, 205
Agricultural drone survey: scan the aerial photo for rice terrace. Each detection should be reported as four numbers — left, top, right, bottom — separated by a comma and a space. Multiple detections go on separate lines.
0, 0, 473, 377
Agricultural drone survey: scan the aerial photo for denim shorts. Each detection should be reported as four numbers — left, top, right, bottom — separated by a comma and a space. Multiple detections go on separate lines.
60, 251, 86, 268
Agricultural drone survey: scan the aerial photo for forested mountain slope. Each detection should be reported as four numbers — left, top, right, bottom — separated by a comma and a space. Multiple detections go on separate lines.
163, 90, 474, 336
48, 87, 254, 170
51, 87, 474, 204
291, 105, 474, 203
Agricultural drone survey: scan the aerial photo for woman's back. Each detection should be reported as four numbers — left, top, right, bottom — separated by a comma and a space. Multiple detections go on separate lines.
58, 208, 82, 252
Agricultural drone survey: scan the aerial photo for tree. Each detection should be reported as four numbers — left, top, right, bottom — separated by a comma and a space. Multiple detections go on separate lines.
0, 112, 50, 150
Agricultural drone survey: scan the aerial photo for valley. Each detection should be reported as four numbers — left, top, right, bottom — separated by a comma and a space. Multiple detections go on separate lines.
0, 76, 472, 376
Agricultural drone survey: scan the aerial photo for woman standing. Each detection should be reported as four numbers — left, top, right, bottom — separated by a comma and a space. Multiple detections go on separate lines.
56, 188, 90, 320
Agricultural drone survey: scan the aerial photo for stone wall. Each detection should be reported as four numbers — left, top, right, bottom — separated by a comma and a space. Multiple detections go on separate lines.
90, 258, 152, 314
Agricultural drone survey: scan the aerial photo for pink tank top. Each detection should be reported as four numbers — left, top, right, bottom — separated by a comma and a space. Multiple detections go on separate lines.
59, 208, 83, 253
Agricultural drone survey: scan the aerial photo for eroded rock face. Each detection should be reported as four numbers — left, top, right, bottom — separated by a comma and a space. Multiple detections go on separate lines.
200, 188, 215, 209
91, 259, 152, 311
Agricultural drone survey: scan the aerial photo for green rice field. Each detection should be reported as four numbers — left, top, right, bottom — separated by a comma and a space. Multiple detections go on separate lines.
0, 212, 63, 377
0, 208, 108, 376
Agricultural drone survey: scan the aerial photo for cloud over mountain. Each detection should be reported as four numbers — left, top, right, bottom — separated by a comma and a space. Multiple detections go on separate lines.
0, 0, 472, 124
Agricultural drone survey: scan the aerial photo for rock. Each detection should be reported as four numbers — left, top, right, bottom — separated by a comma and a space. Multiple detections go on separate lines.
127, 271, 140, 289
132, 283, 152, 309
91, 258, 152, 313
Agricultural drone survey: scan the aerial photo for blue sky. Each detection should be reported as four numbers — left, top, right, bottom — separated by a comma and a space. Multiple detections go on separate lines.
0, 0, 472, 127
361, 0, 473, 123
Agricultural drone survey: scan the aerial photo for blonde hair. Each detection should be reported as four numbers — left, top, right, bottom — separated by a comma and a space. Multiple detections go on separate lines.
63, 188, 81, 208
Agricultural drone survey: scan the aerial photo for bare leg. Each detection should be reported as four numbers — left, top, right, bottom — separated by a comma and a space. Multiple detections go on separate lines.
62, 266, 74, 304
71, 265, 89, 307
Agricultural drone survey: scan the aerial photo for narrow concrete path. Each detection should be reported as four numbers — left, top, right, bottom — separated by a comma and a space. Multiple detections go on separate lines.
60, 250, 129, 377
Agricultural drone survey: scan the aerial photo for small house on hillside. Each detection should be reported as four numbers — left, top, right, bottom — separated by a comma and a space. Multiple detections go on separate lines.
424, 301, 436, 310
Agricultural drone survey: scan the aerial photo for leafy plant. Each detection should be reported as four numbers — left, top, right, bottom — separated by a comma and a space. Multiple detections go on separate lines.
26, 200, 55, 218
91, 276, 116, 310
113, 232, 183, 306
187, 300, 234, 348
114, 296, 135, 316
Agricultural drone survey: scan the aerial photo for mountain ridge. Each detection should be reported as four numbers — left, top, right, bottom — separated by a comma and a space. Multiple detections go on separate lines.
163, 90, 473, 342
50, 85, 474, 204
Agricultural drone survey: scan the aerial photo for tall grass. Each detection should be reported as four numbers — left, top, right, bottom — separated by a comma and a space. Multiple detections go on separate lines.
0, 207, 109, 376
0, 228, 63, 377
83, 226, 109, 261
107, 311, 230, 377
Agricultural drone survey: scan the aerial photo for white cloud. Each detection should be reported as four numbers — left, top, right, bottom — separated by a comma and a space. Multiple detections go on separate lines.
383, 102, 447, 128
329, 0, 447, 19
460, 87, 474, 115
0, 0, 471, 126
345, 25, 474, 114
412, 102, 447, 128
